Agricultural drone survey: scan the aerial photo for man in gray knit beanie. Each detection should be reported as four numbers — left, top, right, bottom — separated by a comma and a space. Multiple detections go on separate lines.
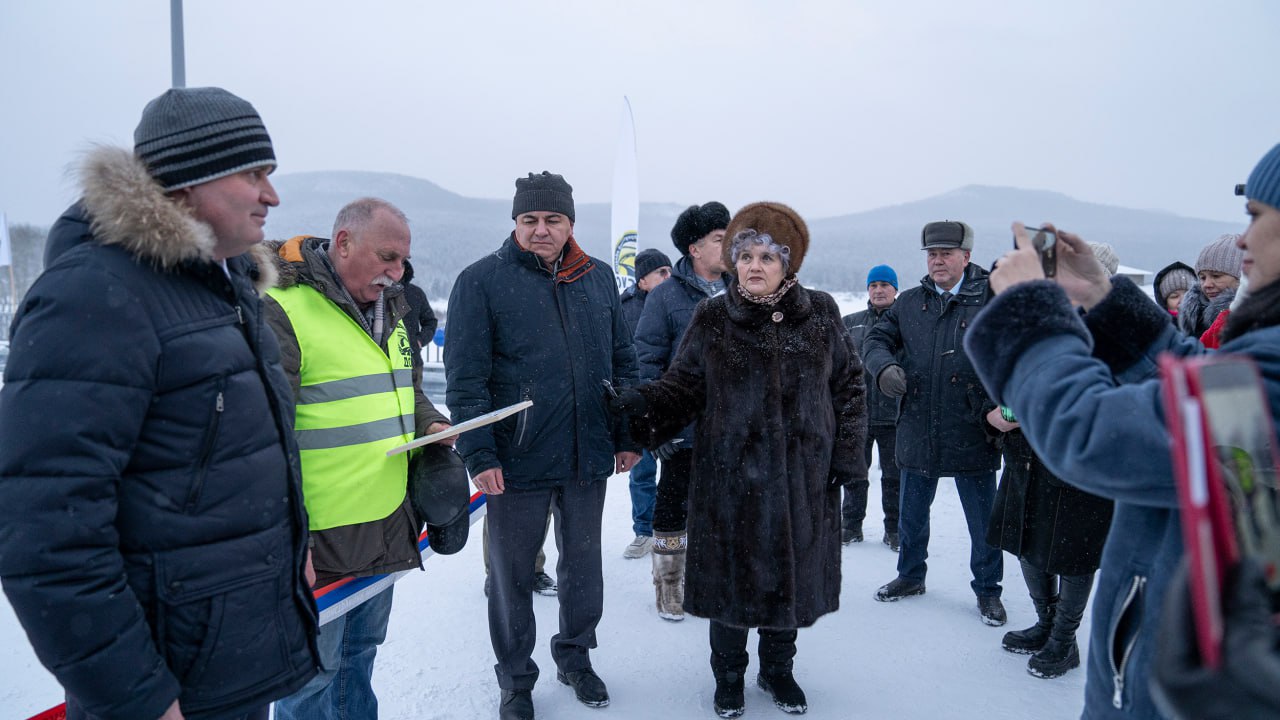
0, 87, 319, 720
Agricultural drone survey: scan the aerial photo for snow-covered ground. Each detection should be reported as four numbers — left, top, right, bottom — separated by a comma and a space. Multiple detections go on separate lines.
1, 455, 1089, 719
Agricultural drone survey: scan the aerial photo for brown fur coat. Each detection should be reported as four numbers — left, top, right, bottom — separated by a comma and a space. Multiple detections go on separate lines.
635, 280, 866, 628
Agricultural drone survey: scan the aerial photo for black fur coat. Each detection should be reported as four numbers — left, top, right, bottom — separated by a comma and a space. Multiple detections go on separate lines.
634, 280, 867, 628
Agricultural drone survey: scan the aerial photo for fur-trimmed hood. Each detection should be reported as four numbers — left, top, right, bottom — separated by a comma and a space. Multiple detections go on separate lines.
76, 145, 277, 294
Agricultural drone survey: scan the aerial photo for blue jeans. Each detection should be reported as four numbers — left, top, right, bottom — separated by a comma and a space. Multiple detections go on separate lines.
896, 470, 1003, 597
275, 584, 395, 720
628, 449, 657, 536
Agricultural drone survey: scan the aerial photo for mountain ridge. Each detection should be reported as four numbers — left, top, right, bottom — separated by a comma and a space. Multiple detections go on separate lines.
262, 172, 1244, 302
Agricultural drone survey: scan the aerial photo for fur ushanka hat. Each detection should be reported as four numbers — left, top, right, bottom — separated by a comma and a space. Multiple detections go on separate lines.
722, 202, 810, 276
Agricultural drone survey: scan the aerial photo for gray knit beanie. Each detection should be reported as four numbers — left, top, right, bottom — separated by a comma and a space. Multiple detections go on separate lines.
1194, 234, 1245, 277
511, 172, 575, 222
134, 87, 276, 192
1089, 242, 1120, 275
1158, 267, 1196, 299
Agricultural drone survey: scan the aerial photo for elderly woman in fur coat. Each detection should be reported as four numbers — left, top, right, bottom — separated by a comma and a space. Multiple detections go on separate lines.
610, 202, 866, 718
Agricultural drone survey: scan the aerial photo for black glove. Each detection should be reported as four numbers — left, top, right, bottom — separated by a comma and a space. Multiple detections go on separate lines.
877, 365, 907, 397
655, 438, 686, 461
608, 387, 648, 417
1152, 558, 1280, 720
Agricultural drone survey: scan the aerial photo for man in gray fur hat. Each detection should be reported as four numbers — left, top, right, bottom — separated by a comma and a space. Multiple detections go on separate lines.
0, 87, 318, 720
861, 220, 1007, 627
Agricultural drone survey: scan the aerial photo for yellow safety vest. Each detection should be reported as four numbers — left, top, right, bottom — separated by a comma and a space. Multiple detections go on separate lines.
268, 284, 416, 530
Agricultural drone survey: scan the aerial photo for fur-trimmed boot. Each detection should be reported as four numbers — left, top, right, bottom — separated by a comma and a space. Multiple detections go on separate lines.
1002, 595, 1057, 654
1028, 573, 1092, 679
652, 530, 686, 621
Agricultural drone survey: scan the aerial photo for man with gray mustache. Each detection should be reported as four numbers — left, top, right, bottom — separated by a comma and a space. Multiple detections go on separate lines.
264, 197, 452, 720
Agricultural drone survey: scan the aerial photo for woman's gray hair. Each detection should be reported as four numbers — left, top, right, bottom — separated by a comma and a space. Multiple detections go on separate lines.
729, 229, 790, 273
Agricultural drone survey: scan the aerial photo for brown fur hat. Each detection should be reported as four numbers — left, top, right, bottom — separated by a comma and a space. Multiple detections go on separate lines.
722, 202, 810, 276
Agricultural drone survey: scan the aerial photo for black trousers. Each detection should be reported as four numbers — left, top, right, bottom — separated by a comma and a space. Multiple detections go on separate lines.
709, 621, 798, 678
486, 479, 607, 690
842, 424, 900, 533
653, 448, 694, 534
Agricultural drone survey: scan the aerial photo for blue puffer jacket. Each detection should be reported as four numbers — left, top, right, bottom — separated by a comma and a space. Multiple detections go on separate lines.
445, 234, 639, 486
0, 148, 318, 720
965, 277, 1280, 719
633, 256, 729, 445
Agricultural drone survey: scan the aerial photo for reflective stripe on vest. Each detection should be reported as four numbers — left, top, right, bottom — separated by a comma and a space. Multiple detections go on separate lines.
268, 284, 416, 530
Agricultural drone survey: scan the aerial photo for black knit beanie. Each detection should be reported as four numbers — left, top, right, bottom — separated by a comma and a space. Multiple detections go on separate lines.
134, 87, 276, 192
634, 248, 673, 279
511, 171, 575, 222
671, 202, 731, 256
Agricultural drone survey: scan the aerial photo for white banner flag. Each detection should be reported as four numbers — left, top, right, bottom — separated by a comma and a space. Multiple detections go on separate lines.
609, 97, 639, 291
0, 212, 11, 267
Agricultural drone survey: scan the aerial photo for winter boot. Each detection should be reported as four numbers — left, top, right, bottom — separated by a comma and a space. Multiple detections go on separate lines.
758, 628, 806, 714
1027, 572, 1092, 679
710, 622, 750, 718
652, 530, 687, 621
713, 670, 745, 718
1002, 596, 1057, 654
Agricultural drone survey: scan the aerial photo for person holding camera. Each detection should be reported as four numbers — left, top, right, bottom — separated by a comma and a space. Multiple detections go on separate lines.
962, 142, 1280, 718
860, 221, 1006, 626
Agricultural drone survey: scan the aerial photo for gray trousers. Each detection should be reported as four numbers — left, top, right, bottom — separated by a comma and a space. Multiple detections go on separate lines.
486, 478, 607, 690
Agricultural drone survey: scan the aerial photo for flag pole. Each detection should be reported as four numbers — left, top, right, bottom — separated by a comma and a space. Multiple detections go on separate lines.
170, 0, 186, 88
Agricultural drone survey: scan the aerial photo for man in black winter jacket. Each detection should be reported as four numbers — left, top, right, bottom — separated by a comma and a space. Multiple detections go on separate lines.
0, 88, 318, 720
445, 172, 640, 720
861, 221, 1006, 627
841, 264, 902, 549
618, 248, 672, 560
633, 201, 732, 621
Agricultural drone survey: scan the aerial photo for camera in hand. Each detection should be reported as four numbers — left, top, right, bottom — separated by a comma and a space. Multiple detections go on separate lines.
1015, 225, 1058, 278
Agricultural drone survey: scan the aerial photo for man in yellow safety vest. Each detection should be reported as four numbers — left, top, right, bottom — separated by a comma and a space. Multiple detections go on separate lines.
265, 197, 452, 720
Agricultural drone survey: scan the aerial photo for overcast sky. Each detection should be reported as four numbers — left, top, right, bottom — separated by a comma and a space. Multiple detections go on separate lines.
2, 1, 1277, 229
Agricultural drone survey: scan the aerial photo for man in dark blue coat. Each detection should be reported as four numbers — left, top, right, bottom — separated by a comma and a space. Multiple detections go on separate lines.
633, 201, 732, 621
445, 172, 640, 720
619, 247, 672, 560
841, 264, 903, 549
0, 88, 319, 720
860, 221, 1006, 626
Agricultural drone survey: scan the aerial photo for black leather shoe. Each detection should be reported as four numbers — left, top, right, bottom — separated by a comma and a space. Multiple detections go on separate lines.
874, 577, 925, 602
557, 668, 610, 708
840, 525, 863, 544
978, 595, 1008, 626
533, 571, 558, 597
499, 689, 534, 720
882, 533, 900, 552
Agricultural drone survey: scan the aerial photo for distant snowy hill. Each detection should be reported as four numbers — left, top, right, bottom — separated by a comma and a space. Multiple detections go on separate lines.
263, 173, 1244, 306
